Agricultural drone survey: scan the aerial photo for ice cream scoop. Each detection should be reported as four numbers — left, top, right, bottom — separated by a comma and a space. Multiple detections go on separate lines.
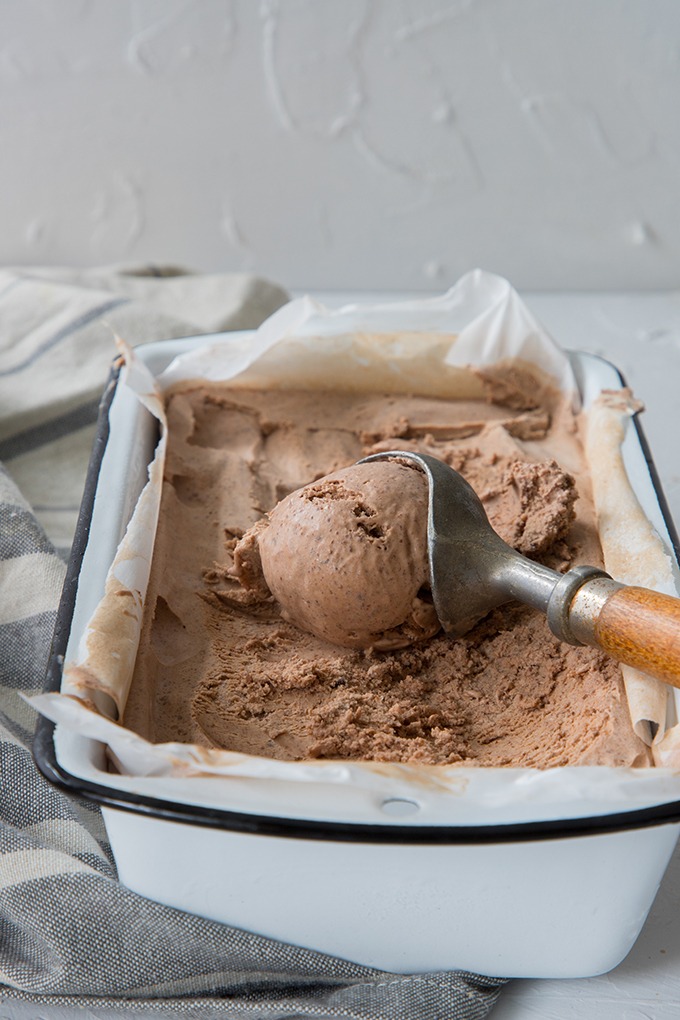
363, 451, 680, 689
248, 460, 441, 650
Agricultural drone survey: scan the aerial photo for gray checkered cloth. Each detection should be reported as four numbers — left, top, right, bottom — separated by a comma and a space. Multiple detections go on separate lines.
0, 265, 506, 1018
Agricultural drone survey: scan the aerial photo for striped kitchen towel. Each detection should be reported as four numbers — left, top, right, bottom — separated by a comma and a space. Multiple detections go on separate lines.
0, 265, 506, 1018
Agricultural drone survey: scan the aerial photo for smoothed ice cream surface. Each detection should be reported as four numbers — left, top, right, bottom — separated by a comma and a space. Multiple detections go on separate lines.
123, 375, 650, 768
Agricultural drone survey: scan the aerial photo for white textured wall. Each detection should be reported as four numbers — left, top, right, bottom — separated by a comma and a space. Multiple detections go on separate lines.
1, 0, 679, 291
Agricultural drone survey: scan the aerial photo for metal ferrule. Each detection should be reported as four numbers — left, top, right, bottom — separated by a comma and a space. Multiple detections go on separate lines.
563, 574, 625, 646
546, 567, 619, 644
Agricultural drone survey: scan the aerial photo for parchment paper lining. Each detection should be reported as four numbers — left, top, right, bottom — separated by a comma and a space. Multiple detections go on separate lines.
30, 270, 680, 813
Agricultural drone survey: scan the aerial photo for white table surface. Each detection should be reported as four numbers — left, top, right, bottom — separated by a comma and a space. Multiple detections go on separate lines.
4, 289, 680, 1019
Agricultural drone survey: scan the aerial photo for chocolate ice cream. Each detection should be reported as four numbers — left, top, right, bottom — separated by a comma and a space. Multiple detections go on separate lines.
236, 460, 439, 651
235, 454, 582, 653
123, 371, 650, 768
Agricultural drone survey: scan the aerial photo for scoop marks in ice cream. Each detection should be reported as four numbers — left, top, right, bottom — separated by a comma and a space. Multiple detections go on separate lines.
124, 381, 651, 768
235, 460, 439, 650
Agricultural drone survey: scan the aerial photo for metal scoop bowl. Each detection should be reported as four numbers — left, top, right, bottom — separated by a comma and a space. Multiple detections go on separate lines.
361, 451, 680, 689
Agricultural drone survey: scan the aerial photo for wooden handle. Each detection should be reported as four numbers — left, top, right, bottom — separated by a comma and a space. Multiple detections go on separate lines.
593, 587, 680, 688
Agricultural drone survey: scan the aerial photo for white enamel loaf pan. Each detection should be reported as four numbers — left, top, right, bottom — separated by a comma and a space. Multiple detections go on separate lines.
34, 333, 680, 979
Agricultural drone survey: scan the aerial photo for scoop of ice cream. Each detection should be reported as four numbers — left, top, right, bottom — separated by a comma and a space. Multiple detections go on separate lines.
233, 460, 440, 650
